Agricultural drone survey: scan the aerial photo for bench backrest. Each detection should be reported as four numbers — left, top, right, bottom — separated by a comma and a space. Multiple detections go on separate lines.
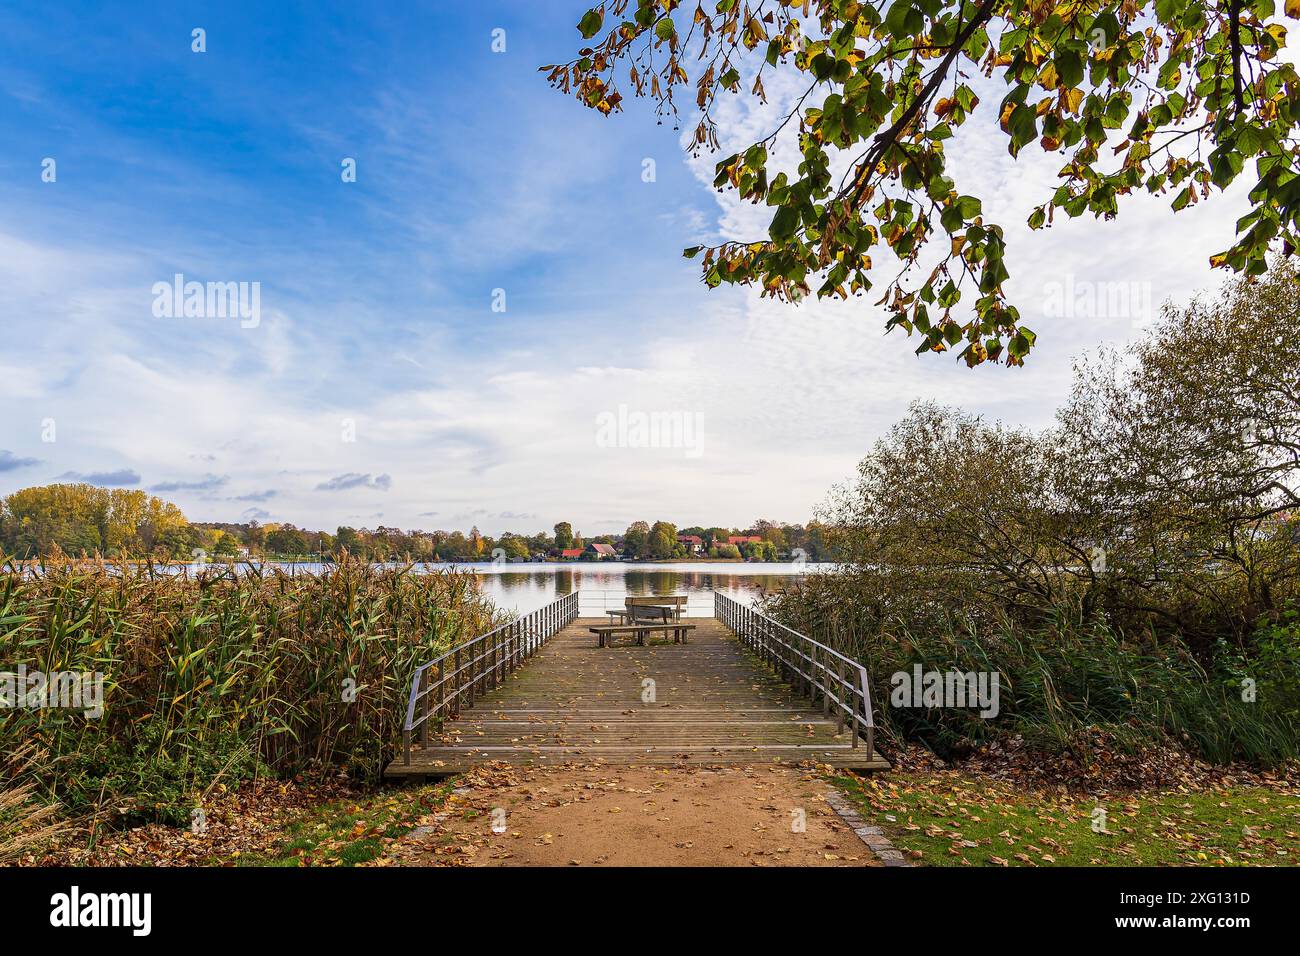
625, 595, 687, 607
628, 605, 670, 623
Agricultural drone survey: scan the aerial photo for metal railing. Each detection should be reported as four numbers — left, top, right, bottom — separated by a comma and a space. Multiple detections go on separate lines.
714, 591, 876, 754
575, 589, 713, 618
400, 591, 579, 764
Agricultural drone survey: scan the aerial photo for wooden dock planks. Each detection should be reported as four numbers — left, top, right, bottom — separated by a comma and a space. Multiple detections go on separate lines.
385, 616, 890, 778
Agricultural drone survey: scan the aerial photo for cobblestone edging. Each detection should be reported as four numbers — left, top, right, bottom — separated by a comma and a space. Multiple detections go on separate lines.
824, 788, 912, 867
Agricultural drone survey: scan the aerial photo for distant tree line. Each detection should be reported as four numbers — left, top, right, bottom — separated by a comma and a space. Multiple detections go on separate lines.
0, 484, 197, 559
0, 490, 837, 563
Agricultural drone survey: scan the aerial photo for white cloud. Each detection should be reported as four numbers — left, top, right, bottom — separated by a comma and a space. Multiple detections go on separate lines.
0, 36, 1265, 536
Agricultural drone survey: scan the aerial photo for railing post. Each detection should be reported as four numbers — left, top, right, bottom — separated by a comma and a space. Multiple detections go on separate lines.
820, 646, 830, 715
852, 671, 864, 749
420, 667, 431, 748
436, 659, 445, 723
835, 657, 846, 736
451, 648, 461, 716
464, 644, 473, 709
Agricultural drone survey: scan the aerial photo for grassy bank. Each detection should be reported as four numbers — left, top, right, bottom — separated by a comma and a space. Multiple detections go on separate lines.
247, 782, 454, 867
0, 557, 501, 831
835, 772, 1299, 866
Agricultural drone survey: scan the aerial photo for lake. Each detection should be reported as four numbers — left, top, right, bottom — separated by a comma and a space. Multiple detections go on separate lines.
170, 560, 835, 617
455, 561, 832, 616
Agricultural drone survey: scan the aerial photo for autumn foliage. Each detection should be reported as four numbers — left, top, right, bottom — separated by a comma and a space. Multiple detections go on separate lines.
548, 0, 1300, 365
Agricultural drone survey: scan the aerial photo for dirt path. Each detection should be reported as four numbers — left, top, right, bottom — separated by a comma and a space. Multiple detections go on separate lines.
379, 764, 879, 867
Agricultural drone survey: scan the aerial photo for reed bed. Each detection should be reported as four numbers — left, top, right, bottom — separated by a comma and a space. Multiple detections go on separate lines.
763, 572, 1300, 767
0, 555, 502, 825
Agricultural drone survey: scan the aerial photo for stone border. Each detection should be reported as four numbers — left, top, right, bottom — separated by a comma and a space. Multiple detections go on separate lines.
824, 787, 912, 867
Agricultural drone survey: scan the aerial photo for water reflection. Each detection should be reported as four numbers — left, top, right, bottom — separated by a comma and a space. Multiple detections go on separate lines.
153, 560, 834, 617
460, 562, 833, 616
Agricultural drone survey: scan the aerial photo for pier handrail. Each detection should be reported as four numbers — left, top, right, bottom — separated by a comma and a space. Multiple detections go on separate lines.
714, 591, 876, 755
400, 591, 579, 764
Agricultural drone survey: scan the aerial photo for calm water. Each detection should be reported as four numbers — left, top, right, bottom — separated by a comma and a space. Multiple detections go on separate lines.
168, 560, 835, 617
454, 561, 832, 616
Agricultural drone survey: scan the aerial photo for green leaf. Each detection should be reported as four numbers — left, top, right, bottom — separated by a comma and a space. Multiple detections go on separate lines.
578, 9, 603, 39
770, 204, 801, 241
1054, 48, 1084, 90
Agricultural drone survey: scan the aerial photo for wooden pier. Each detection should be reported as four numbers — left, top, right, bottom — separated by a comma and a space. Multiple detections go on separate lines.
385, 607, 889, 778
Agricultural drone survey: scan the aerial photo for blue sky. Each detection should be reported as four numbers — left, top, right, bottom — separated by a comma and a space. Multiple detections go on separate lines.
0, 2, 1271, 536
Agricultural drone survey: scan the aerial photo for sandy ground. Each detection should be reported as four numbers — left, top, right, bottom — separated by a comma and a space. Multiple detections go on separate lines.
380, 764, 879, 867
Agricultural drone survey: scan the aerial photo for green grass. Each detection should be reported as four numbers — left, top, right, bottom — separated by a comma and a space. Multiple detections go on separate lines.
833, 772, 1300, 866
242, 782, 455, 867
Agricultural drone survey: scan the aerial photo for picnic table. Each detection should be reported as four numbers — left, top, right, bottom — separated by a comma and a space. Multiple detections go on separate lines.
593, 596, 690, 646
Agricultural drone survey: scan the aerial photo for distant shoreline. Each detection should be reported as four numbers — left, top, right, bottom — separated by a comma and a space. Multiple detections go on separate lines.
7, 556, 837, 568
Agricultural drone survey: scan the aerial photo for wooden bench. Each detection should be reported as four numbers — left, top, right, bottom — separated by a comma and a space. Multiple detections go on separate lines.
625, 595, 687, 621
589, 623, 697, 647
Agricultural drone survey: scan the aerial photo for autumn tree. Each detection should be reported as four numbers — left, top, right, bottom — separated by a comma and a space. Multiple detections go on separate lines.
649, 519, 681, 557
266, 525, 311, 556
554, 521, 575, 550
547, 0, 1300, 365
828, 401, 1107, 624
623, 520, 652, 557
752, 518, 789, 550
1059, 257, 1300, 637
505, 534, 525, 559
0, 483, 192, 558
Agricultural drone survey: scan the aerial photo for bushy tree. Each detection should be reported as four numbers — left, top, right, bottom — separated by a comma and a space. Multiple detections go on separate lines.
1059, 259, 1300, 642
623, 520, 651, 558
649, 520, 680, 558
821, 258, 1300, 650
554, 521, 575, 550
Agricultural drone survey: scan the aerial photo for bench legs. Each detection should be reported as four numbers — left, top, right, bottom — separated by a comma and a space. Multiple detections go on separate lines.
592, 625, 695, 647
